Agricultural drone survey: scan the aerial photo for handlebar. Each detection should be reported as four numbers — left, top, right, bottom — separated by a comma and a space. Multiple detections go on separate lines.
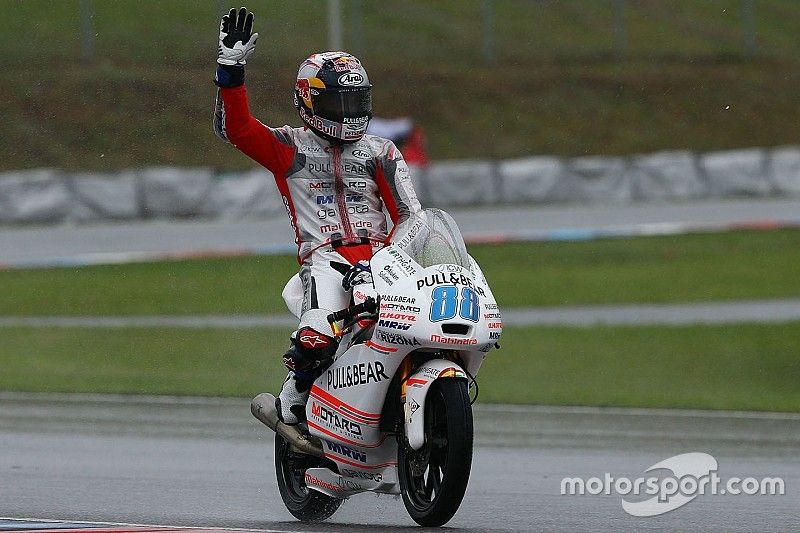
327, 296, 378, 325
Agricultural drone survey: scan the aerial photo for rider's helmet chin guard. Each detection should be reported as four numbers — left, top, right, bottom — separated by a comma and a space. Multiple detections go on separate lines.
294, 51, 372, 144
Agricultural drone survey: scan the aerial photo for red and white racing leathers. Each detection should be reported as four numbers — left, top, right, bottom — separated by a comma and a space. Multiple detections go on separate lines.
214, 85, 422, 322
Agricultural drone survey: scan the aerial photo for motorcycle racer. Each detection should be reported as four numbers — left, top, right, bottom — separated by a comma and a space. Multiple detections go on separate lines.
213, 8, 422, 425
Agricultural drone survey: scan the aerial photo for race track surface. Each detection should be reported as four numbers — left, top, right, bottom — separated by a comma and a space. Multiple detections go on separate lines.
2, 198, 799, 266
1, 393, 798, 532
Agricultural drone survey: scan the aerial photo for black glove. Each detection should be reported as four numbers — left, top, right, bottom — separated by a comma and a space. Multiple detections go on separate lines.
342, 260, 373, 291
215, 7, 258, 87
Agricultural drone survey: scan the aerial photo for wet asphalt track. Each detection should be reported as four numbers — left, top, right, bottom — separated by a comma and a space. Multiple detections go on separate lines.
1, 393, 798, 532
2, 198, 799, 265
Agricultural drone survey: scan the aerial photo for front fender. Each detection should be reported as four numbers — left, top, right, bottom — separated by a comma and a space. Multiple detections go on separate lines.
404, 359, 467, 450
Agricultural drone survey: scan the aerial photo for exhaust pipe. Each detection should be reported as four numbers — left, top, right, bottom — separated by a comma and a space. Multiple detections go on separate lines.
250, 392, 324, 458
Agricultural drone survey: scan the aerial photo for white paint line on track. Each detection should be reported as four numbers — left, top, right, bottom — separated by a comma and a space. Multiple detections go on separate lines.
0, 517, 318, 533
1, 391, 798, 420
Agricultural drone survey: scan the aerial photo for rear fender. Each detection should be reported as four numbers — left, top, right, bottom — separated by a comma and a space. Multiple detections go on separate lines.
404, 359, 467, 450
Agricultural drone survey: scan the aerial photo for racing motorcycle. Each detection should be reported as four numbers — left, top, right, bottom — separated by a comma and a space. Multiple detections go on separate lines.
251, 208, 502, 527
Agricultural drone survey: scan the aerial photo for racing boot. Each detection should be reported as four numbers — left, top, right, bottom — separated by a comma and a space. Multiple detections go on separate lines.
276, 370, 313, 425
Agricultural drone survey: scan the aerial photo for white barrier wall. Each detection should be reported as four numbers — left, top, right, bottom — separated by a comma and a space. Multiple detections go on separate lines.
701, 148, 772, 197
498, 156, 563, 204
2, 146, 800, 224
0, 169, 70, 224
769, 147, 800, 196
626, 151, 705, 201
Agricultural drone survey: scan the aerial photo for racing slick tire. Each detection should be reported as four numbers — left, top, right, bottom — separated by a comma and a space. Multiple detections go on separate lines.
274, 433, 343, 522
398, 379, 473, 527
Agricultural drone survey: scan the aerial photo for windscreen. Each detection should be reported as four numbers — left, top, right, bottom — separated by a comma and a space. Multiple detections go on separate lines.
392, 209, 471, 268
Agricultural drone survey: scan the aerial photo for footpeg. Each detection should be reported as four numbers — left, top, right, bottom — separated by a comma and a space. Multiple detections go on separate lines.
251, 392, 324, 458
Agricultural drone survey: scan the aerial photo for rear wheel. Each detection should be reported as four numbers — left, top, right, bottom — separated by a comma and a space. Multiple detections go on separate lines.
398, 379, 473, 527
274, 433, 343, 522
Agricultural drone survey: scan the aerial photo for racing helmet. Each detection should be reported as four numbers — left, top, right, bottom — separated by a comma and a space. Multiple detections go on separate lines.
294, 51, 372, 143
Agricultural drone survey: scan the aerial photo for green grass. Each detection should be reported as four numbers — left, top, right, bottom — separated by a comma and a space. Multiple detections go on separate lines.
471, 229, 800, 308
1, 229, 798, 316
5, 1, 800, 170
484, 323, 800, 411
0, 255, 299, 316
0, 327, 287, 397
2, 322, 799, 411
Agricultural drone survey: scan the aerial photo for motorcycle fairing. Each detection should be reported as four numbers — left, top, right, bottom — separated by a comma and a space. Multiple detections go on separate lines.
304, 466, 400, 498
302, 242, 501, 496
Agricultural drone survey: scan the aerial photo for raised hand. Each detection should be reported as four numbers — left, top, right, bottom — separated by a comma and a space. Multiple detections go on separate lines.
217, 7, 258, 66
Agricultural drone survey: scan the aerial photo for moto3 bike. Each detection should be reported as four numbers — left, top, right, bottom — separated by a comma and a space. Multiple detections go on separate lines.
251, 208, 502, 527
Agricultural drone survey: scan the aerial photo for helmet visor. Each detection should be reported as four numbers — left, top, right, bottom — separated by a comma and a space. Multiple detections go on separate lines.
313, 87, 372, 122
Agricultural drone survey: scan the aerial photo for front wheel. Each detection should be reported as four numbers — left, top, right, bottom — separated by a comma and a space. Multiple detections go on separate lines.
398, 379, 473, 527
274, 433, 343, 522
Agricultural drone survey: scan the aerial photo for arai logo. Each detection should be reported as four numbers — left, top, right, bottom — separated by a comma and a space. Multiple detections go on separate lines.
338, 72, 364, 86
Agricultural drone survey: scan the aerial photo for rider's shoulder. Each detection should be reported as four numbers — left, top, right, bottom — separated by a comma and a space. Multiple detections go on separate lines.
272, 125, 306, 137
274, 125, 325, 147
359, 134, 398, 157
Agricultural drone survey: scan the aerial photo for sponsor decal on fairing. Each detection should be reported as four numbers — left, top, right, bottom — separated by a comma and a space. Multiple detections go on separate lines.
305, 472, 343, 493
396, 220, 425, 249
380, 312, 416, 321
382, 295, 416, 304
378, 319, 412, 331
382, 265, 400, 281
408, 397, 420, 414
435, 264, 465, 273
380, 303, 421, 313
417, 272, 486, 296
386, 248, 418, 276
337, 476, 364, 491
326, 361, 389, 390
325, 440, 368, 463
375, 330, 421, 346
311, 401, 363, 437
341, 468, 383, 482
430, 334, 478, 346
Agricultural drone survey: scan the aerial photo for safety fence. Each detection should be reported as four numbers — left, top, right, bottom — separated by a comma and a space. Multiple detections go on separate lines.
2, 146, 800, 225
